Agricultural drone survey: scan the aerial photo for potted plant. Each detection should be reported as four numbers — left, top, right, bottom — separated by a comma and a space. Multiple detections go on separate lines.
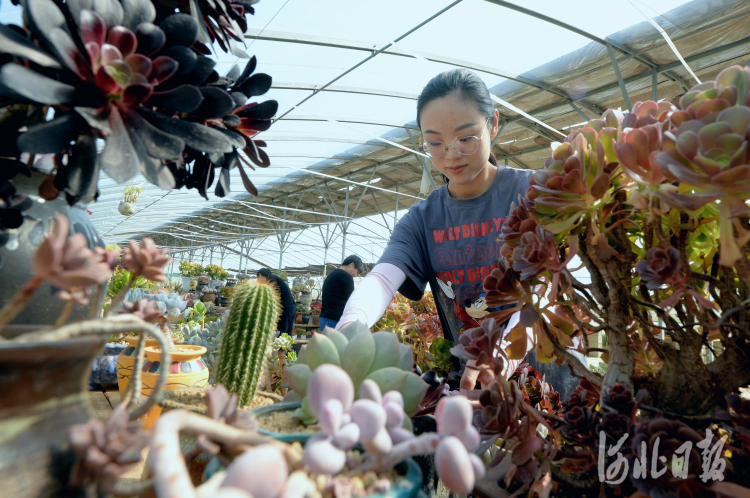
123, 365, 480, 498
205, 265, 230, 289
308, 304, 321, 326
219, 286, 234, 307
196, 275, 210, 294
274, 269, 289, 283
295, 303, 309, 324
291, 274, 315, 306
0, 215, 174, 498
179, 261, 203, 291
118, 184, 144, 216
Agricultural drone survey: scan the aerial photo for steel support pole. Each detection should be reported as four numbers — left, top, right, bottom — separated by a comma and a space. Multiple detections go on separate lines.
568, 101, 589, 121
652, 67, 658, 102
393, 186, 399, 227
342, 173, 350, 261
405, 128, 437, 190
606, 42, 632, 111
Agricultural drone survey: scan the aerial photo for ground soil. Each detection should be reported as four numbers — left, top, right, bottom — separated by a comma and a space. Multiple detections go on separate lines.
258, 409, 321, 434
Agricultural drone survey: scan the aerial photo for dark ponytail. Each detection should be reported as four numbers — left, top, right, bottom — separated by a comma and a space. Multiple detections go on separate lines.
418, 69, 498, 183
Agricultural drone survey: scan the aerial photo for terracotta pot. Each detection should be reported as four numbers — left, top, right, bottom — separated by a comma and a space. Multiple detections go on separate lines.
139, 345, 209, 429
201, 292, 216, 303
0, 327, 104, 498
311, 315, 319, 326
116, 335, 160, 397
295, 312, 303, 324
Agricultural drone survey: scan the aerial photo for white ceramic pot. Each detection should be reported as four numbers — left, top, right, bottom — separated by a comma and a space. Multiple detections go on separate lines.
118, 201, 136, 216
182, 277, 192, 291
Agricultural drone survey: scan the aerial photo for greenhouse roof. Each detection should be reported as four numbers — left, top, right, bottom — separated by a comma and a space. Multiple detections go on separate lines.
4, 0, 750, 274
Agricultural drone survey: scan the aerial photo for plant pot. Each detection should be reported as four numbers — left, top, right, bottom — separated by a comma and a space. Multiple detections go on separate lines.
139, 345, 209, 429
0, 326, 105, 498
295, 312, 303, 324
302, 314, 310, 325
250, 401, 315, 444
311, 315, 319, 326
118, 200, 136, 216
195, 283, 207, 293
182, 276, 192, 291
299, 291, 312, 306
89, 343, 127, 390
116, 335, 160, 397
156, 388, 282, 486
0, 171, 105, 327
201, 292, 216, 303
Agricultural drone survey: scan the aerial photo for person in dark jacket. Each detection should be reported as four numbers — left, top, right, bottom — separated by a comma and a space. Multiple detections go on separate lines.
319, 255, 365, 330
257, 268, 296, 335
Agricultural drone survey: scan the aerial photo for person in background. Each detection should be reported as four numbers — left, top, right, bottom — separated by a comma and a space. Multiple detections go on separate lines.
256, 268, 295, 336
319, 255, 365, 331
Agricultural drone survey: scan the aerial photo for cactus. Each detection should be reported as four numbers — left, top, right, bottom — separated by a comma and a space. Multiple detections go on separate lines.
214, 282, 281, 406
286, 321, 429, 424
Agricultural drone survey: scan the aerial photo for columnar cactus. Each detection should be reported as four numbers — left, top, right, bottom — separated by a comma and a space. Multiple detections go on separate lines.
214, 282, 281, 406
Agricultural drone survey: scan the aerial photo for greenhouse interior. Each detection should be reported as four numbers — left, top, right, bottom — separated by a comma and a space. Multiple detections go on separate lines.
2, 0, 750, 496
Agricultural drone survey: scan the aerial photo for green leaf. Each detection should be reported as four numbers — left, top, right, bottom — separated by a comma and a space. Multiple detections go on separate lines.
341, 330, 375, 389
367, 332, 400, 374
365, 367, 408, 396
402, 372, 429, 416
306, 333, 341, 369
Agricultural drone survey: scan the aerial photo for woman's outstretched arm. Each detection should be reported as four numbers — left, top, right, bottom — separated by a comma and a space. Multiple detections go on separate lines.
336, 263, 406, 329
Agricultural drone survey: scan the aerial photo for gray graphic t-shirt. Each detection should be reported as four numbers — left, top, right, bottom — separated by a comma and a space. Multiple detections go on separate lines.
378, 166, 533, 344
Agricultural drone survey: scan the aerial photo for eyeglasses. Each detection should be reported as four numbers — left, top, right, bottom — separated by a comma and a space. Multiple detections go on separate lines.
421, 117, 491, 159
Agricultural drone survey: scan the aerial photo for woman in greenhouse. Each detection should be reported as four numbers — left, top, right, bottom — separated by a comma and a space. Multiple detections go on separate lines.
337, 68, 584, 395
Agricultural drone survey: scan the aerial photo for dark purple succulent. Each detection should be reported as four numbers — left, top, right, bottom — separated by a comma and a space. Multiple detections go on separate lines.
596, 411, 632, 444
629, 418, 722, 498
476, 380, 524, 437
450, 317, 506, 368
153, 0, 259, 57
635, 247, 682, 289
601, 383, 636, 417
165, 57, 276, 199
561, 405, 599, 444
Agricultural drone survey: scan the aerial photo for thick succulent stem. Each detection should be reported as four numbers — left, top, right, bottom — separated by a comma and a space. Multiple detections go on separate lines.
150, 410, 288, 498
356, 433, 442, 473
215, 282, 281, 406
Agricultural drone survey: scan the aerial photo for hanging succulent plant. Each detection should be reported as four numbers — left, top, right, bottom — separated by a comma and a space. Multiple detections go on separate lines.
0, 0, 276, 230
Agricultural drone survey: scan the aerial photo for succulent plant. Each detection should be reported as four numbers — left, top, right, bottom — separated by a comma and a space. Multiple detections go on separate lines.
151, 0, 259, 57
509, 362, 561, 414
629, 418, 723, 497
214, 282, 280, 405
285, 322, 429, 424
68, 405, 150, 493
0, 0, 276, 220
182, 316, 225, 379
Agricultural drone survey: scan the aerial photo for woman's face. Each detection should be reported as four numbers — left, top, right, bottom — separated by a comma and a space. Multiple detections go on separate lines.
419, 93, 498, 187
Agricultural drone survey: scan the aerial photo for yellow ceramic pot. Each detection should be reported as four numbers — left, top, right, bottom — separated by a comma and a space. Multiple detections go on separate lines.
116, 336, 160, 396
140, 345, 209, 429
